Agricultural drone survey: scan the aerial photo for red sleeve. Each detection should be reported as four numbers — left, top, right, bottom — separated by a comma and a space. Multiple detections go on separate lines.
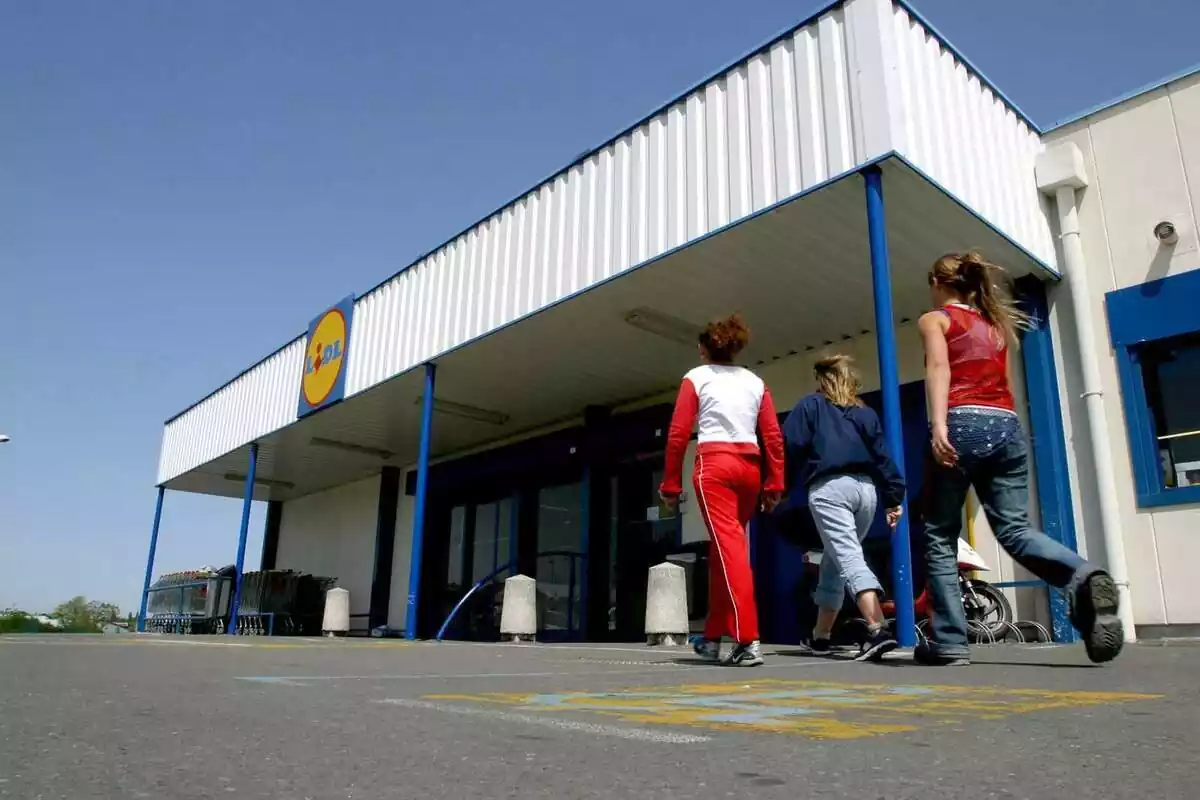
660, 378, 698, 497
757, 387, 785, 492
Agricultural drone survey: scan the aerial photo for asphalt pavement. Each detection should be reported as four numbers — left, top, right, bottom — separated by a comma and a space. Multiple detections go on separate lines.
1, 634, 1197, 799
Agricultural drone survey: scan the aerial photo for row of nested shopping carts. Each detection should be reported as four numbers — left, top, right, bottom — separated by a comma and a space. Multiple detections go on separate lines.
233, 569, 337, 635
144, 567, 335, 636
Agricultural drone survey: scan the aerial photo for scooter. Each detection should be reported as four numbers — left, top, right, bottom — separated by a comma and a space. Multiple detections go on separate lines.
807, 538, 1013, 642
884, 538, 1013, 640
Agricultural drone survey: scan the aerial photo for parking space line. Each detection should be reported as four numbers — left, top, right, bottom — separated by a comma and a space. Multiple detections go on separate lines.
235, 660, 845, 685
377, 698, 711, 743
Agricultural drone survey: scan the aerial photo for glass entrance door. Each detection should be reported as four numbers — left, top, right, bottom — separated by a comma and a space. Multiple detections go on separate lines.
536, 482, 584, 641
608, 458, 683, 641
436, 493, 517, 640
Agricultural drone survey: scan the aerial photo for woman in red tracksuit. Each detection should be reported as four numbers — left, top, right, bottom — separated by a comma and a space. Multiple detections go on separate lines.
659, 314, 784, 667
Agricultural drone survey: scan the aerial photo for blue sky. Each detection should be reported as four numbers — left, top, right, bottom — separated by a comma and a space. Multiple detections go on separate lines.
2, 0, 1197, 614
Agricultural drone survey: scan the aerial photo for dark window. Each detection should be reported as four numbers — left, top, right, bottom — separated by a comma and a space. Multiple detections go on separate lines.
1139, 332, 1200, 489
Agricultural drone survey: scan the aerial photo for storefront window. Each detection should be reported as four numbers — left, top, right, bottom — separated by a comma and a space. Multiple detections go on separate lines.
1139, 332, 1200, 489
447, 505, 467, 593
472, 498, 515, 583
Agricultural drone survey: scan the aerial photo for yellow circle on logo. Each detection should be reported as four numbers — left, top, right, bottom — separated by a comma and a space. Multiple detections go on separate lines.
302, 309, 348, 407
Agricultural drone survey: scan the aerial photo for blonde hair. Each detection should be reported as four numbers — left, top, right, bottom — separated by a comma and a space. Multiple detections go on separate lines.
814, 354, 861, 408
928, 251, 1030, 340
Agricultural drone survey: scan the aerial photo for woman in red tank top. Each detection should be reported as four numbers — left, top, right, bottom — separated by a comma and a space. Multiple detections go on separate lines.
915, 252, 1123, 666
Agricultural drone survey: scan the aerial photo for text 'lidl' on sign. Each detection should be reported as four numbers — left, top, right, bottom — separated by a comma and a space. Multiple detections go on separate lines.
298, 295, 355, 417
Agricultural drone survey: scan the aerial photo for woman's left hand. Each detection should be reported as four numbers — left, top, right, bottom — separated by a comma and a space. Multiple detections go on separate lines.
761, 491, 782, 513
659, 488, 679, 509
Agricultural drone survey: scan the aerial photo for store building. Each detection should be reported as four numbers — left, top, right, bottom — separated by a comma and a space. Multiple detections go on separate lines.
139, 0, 1200, 642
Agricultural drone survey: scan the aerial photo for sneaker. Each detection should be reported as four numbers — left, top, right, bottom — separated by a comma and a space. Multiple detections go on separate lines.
913, 642, 970, 667
1071, 572, 1125, 664
692, 637, 721, 663
807, 637, 832, 655
855, 625, 899, 662
724, 641, 764, 667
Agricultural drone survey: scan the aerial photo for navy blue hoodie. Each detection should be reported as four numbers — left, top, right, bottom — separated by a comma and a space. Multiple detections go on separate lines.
783, 392, 906, 507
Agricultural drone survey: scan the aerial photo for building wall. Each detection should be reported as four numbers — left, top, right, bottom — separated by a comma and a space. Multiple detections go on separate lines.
1044, 72, 1200, 625
275, 474, 382, 625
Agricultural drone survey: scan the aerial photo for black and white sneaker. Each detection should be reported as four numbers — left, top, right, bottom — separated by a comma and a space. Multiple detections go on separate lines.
807, 637, 832, 655
1071, 572, 1125, 664
692, 637, 721, 663
855, 626, 899, 662
724, 641, 764, 667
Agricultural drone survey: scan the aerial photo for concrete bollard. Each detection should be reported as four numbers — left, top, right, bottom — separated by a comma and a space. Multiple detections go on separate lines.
499, 574, 537, 642
645, 562, 689, 646
322, 587, 350, 637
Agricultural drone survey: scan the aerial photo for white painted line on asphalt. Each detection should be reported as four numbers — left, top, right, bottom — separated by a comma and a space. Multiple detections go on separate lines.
377, 698, 712, 744
435, 641, 678, 655
235, 660, 845, 684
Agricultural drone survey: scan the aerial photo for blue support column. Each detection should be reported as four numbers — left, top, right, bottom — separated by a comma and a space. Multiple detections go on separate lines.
864, 166, 917, 647
1015, 276, 1078, 643
227, 442, 259, 635
405, 363, 437, 640
136, 487, 166, 632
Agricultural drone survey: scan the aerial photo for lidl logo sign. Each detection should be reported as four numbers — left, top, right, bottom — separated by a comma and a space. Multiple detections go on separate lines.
298, 295, 355, 417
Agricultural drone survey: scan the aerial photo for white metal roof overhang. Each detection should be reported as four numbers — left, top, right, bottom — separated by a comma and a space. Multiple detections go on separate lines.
165, 156, 1054, 502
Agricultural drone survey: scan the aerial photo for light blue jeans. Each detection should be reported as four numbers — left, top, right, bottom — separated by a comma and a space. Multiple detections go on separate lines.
809, 474, 883, 610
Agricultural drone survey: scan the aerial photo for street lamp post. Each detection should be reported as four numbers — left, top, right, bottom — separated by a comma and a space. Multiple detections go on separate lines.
0, 434, 10, 444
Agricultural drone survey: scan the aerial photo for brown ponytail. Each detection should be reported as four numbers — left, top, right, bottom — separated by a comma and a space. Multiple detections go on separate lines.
928, 251, 1030, 340
699, 313, 750, 363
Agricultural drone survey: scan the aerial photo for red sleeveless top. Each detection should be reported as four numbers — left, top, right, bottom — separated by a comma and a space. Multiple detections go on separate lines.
941, 304, 1014, 411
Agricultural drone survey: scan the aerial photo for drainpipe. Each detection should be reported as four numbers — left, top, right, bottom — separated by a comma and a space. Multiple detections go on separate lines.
1035, 142, 1136, 642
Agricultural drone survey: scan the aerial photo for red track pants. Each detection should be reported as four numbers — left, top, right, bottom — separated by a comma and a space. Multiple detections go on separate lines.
694, 450, 761, 644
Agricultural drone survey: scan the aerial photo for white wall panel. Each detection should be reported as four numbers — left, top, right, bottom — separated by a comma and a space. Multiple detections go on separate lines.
160, 0, 1053, 487
275, 474, 380, 620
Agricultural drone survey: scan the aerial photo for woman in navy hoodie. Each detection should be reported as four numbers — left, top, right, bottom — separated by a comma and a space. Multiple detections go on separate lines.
783, 355, 906, 661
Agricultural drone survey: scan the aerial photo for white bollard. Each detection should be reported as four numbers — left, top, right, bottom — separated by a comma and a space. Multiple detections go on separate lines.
322, 587, 350, 637
499, 574, 537, 642
645, 562, 689, 646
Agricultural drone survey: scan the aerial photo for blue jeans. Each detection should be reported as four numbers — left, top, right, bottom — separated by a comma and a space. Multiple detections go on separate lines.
809, 474, 882, 610
923, 429, 1095, 657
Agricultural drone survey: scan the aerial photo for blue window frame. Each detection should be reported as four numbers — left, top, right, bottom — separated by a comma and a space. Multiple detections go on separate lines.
1106, 269, 1200, 508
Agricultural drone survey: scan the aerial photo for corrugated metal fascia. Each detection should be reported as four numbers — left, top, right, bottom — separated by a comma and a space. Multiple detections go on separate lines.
888, 1, 1056, 268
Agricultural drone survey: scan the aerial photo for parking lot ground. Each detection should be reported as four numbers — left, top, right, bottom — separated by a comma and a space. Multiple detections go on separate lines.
2, 634, 1198, 798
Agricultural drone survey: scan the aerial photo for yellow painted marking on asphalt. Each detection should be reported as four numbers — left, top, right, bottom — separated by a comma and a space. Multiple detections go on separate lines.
426, 679, 1160, 740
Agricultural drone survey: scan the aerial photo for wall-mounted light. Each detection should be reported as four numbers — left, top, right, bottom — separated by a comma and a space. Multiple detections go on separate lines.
417, 397, 510, 426
223, 473, 296, 491
309, 436, 393, 460
623, 307, 698, 345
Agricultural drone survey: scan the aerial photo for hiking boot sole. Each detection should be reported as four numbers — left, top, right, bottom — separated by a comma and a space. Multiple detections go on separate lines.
1082, 573, 1124, 664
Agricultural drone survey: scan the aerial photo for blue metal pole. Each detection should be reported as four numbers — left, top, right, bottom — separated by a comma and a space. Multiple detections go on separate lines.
136, 487, 166, 632
405, 363, 437, 640
863, 165, 917, 648
227, 442, 259, 635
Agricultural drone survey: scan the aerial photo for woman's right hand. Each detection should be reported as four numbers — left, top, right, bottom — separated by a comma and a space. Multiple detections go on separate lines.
931, 422, 958, 467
